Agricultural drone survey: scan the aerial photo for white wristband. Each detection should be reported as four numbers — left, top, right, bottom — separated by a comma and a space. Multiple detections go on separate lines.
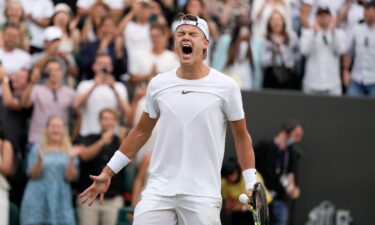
107, 151, 131, 174
242, 168, 257, 191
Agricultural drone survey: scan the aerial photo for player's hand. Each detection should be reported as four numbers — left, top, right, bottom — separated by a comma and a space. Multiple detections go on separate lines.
246, 189, 253, 199
79, 172, 111, 206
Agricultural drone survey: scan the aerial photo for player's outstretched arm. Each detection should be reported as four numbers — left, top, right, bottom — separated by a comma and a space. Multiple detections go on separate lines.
229, 118, 256, 198
79, 112, 158, 205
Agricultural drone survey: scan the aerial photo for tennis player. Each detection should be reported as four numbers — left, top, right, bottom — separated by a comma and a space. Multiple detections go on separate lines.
80, 13, 256, 225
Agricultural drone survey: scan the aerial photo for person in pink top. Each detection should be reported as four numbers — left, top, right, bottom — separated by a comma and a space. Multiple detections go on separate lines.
21, 57, 77, 145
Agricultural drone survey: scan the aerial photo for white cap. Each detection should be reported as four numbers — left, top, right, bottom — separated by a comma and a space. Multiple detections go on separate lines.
44, 26, 63, 42
54, 3, 71, 14
174, 15, 209, 40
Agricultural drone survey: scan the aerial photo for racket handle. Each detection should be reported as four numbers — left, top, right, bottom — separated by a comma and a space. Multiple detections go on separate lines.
239, 193, 249, 204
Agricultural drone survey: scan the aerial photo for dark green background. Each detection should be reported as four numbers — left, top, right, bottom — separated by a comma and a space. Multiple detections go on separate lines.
224, 90, 375, 225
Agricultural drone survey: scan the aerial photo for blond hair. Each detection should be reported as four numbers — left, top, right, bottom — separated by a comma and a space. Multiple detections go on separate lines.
39, 116, 72, 154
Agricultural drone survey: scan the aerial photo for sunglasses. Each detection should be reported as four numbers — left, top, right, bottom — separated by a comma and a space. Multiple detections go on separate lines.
178, 13, 198, 26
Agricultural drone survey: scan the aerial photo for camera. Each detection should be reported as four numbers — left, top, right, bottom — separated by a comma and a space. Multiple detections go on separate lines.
100, 66, 111, 75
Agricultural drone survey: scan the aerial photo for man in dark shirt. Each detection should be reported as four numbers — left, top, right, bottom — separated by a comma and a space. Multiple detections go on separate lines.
76, 108, 124, 225
254, 119, 304, 225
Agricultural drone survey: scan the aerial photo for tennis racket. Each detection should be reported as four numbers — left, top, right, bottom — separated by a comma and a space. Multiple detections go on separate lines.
239, 182, 270, 225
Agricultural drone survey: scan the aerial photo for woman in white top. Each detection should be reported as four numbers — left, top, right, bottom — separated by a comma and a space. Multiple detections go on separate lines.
251, 0, 293, 37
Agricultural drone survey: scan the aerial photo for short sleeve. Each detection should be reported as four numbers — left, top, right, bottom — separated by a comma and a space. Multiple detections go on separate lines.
76, 81, 91, 94
144, 80, 159, 119
30, 85, 40, 104
115, 83, 129, 101
224, 82, 245, 121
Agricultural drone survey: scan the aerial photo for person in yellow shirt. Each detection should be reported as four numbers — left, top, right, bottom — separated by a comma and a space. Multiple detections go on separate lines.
222, 160, 272, 225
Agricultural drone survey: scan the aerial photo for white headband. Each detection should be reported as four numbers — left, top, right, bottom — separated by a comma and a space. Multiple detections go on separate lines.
174, 16, 210, 40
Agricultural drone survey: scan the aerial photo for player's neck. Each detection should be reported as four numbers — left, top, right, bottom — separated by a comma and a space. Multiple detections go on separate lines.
177, 61, 210, 80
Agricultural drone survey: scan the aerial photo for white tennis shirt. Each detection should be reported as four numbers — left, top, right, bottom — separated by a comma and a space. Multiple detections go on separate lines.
143, 68, 245, 199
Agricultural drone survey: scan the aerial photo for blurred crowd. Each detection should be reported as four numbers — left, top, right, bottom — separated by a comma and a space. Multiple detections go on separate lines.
0, 0, 374, 225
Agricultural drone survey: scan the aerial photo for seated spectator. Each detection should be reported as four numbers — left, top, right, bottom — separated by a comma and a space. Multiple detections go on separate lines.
21, 58, 77, 146
300, 7, 347, 95
128, 23, 179, 86
251, 0, 293, 37
0, 1, 30, 51
20, 116, 79, 225
81, 15, 127, 80
221, 159, 272, 225
343, 0, 375, 97
0, 23, 31, 76
19, 0, 54, 53
80, 2, 111, 43
0, 122, 14, 225
32, 26, 79, 83
261, 11, 299, 89
0, 65, 31, 155
225, 16, 255, 91
76, 108, 124, 225
75, 53, 130, 137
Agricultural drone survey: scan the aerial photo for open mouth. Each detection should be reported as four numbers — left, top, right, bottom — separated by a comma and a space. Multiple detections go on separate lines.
182, 45, 193, 55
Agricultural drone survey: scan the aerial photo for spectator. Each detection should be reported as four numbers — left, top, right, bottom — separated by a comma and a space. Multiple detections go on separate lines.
19, 0, 54, 53
261, 11, 299, 89
128, 23, 179, 86
221, 159, 273, 225
76, 108, 124, 225
343, 0, 375, 96
251, 0, 293, 37
80, 2, 111, 43
32, 26, 79, 83
0, 23, 31, 76
52, 3, 81, 56
0, 1, 30, 51
75, 53, 130, 137
118, 0, 153, 66
254, 119, 303, 225
20, 58, 77, 146
81, 15, 127, 80
300, 0, 345, 28
0, 122, 14, 225
338, 0, 365, 41
20, 116, 79, 225
0, 65, 30, 155
225, 16, 255, 91
300, 7, 347, 95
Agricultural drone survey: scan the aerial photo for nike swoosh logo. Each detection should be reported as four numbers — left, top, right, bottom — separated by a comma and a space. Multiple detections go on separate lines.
182, 90, 194, 95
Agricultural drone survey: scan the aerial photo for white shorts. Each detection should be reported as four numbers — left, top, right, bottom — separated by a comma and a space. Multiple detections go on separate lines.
133, 194, 222, 225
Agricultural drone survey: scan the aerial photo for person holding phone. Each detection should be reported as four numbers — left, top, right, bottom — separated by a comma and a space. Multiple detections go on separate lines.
74, 53, 130, 137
